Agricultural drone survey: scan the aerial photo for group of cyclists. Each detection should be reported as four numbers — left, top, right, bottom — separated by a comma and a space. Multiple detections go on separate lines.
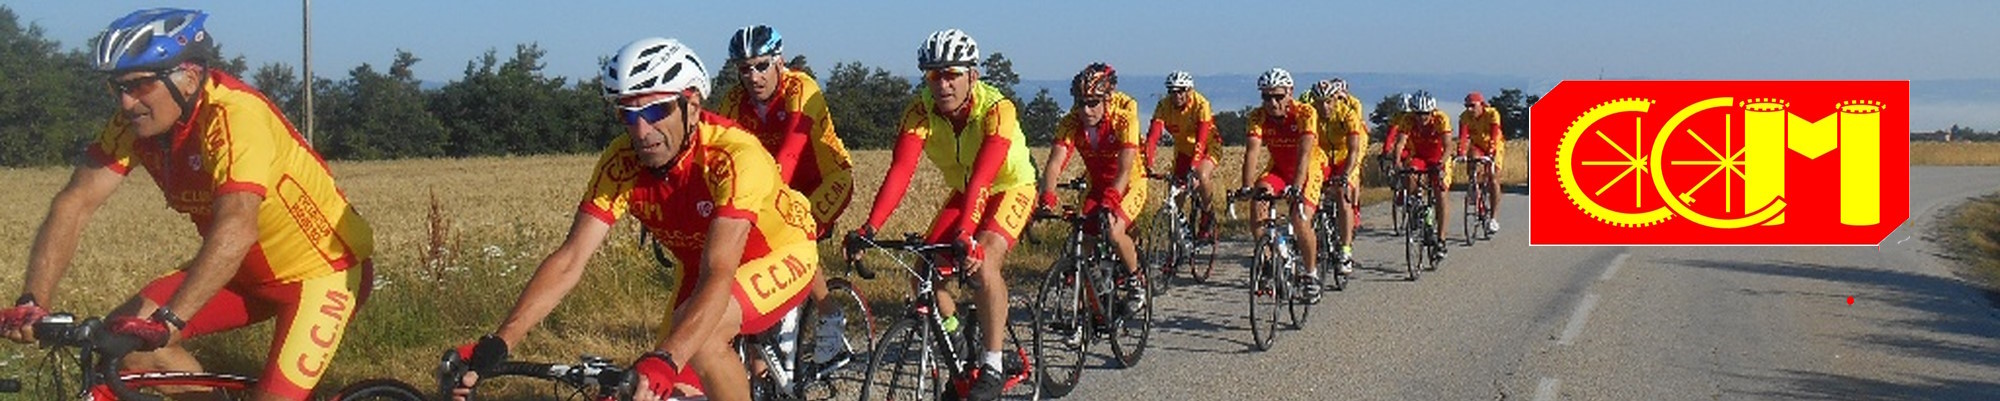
0, 8, 1507, 401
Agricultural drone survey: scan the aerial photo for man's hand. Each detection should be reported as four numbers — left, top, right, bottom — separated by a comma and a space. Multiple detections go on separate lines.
630, 352, 701, 401
954, 234, 986, 276
0, 303, 48, 344
106, 315, 174, 351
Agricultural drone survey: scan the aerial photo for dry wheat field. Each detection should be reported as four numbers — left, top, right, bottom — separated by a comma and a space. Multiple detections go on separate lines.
0, 141, 1531, 396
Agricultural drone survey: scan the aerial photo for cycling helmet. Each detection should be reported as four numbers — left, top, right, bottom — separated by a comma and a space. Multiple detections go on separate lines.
917, 29, 979, 70
1410, 90, 1438, 113
1307, 79, 1348, 103
1257, 68, 1293, 90
1394, 93, 1414, 113
1070, 63, 1116, 99
1164, 70, 1195, 89
94, 8, 214, 73
727, 25, 782, 61
602, 37, 709, 101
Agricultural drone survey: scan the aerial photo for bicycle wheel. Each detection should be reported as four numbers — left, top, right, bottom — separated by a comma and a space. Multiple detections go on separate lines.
1387, 177, 1405, 236
860, 318, 941, 401
1315, 208, 1346, 292
1462, 169, 1481, 246
1247, 239, 1282, 351
1186, 198, 1218, 283
1107, 258, 1152, 369
1141, 207, 1180, 295
804, 278, 879, 394
330, 378, 427, 401
1031, 256, 1086, 398
1284, 256, 1311, 328
1403, 205, 1425, 281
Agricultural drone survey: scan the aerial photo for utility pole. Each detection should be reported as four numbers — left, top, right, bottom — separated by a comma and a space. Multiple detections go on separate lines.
303, 0, 314, 145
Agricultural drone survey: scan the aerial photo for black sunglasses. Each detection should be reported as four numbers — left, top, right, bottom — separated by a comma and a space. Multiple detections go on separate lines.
107, 67, 182, 96
1167, 88, 1189, 94
1079, 97, 1106, 107
1261, 93, 1288, 102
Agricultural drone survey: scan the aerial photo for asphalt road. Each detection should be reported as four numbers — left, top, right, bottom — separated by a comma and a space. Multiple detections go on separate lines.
1038, 167, 2000, 401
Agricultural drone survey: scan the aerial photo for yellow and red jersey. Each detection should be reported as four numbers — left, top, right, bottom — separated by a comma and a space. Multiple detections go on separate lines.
1247, 99, 1327, 178
1316, 96, 1369, 167
1149, 90, 1222, 160
1403, 110, 1454, 157
716, 69, 855, 235
1458, 106, 1504, 152
87, 70, 373, 286
1054, 108, 1146, 193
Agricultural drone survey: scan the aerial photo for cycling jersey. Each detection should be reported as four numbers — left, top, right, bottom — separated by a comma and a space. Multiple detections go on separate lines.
581, 112, 818, 335
88, 70, 374, 286
1054, 107, 1148, 224
1400, 110, 1456, 188
1459, 105, 1505, 160
716, 69, 856, 236
1248, 99, 1327, 208
865, 81, 1038, 245
1147, 90, 1222, 169
1316, 96, 1369, 179
89, 69, 375, 401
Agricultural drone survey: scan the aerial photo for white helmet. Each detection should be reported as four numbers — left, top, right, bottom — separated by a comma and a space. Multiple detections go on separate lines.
917, 29, 979, 70
602, 37, 709, 101
1307, 79, 1348, 103
1410, 90, 1438, 113
1165, 70, 1195, 89
1257, 68, 1293, 90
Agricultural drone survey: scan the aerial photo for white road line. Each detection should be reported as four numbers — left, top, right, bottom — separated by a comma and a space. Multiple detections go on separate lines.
1534, 377, 1561, 401
1599, 253, 1629, 282
1557, 293, 1600, 346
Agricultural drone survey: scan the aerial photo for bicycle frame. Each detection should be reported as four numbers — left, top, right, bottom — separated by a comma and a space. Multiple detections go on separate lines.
848, 235, 1034, 399
1, 313, 257, 401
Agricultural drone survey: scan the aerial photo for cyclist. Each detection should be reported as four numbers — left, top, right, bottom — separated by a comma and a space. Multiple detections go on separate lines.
846, 28, 1035, 401
1457, 91, 1504, 235
1141, 71, 1221, 242
1380, 93, 1414, 173
1305, 79, 1367, 281
1238, 68, 1326, 301
0, 9, 375, 401
1038, 63, 1149, 308
445, 38, 818, 401
1390, 91, 1455, 261
713, 24, 858, 370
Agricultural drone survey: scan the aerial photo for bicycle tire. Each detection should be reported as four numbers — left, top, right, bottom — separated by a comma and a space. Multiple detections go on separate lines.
1031, 256, 1086, 398
1285, 255, 1311, 328
1107, 257, 1152, 369
859, 318, 940, 401
1187, 199, 1218, 283
330, 378, 427, 401
1248, 239, 1281, 351
1141, 207, 1179, 295
1388, 175, 1406, 236
802, 278, 878, 396
1463, 168, 1482, 246
1315, 207, 1347, 292
1403, 201, 1425, 281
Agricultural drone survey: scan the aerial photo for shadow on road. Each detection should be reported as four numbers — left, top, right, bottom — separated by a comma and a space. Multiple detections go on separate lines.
1670, 258, 2000, 399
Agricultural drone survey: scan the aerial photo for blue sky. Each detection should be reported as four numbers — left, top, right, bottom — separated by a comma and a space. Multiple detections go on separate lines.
10, 1, 2000, 129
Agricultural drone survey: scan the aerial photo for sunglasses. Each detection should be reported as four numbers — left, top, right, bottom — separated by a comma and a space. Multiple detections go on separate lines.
1079, 97, 1106, 107
618, 97, 680, 125
1261, 93, 1288, 103
107, 67, 182, 97
738, 60, 777, 74
924, 66, 971, 82
1167, 88, 1189, 94
1464, 102, 1479, 108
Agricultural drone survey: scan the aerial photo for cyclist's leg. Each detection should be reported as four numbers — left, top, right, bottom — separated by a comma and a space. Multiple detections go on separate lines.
122, 271, 261, 397
1432, 162, 1451, 241
1253, 173, 1286, 244
1294, 167, 1323, 278
1338, 164, 1359, 259
969, 187, 1032, 356
1193, 157, 1220, 237
1486, 145, 1503, 221
253, 262, 374, 401
1099, 185, 1146, 278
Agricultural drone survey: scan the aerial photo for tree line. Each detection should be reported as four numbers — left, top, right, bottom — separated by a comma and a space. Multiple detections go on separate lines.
1, 6, 1537, 167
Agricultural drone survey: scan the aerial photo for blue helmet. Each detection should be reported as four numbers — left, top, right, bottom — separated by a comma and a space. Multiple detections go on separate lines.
93, 8, 214, 73
728, 25, 783, 61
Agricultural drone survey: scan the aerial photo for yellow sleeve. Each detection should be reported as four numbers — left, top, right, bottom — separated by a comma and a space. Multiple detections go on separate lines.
983, 98, 1022, 142
1118, 110, 1143, 147
1053, 113, 1080, 148
706, 131, 780, 221
1246, 108, 1267, 139
579, 136, 639, 224
1298, 104, 1321, 136
84, 118, 138, 174
897, 98, 932, 140
1196, 95, 1214, 123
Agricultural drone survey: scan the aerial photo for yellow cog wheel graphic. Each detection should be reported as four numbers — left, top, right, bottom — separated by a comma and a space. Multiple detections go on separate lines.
1649, 97, 1786, 229
1555, 98, 1673, 227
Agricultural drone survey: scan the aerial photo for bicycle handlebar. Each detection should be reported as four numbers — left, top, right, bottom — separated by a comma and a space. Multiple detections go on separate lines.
22, 313, 163, 401
843, 234, 980, 290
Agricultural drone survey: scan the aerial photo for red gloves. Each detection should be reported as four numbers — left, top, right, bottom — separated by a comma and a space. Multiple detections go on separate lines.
107, 315, 173, 351
0, 304, 46, 331
632, 351, 702, 398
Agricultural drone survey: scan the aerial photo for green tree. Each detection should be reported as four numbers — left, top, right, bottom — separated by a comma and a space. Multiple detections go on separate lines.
317, 50, 447, 160
1020, 88, 1062, 146
823, 61, 913, 149
980, 52, 1020, 101
1214, 105, 1255, 146
0, 6, 110, 166
1368, 94, 1403, 140
1489, 88, 1536, 141
431, 43, 585, 156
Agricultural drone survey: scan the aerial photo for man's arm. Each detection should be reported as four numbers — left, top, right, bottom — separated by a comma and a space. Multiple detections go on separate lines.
21, 162, 127, 305
493, 212, 614, 346
1240, 138, 1263, 189
159, 192, 260, 319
